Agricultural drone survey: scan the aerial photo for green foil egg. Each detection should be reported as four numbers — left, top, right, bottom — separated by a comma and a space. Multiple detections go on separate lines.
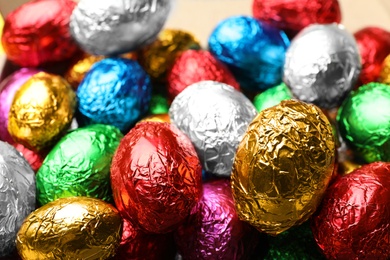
149, 93, 170, 115
253, 83, 293, 112
36, 124, 123, 206
337, 83, 390, 163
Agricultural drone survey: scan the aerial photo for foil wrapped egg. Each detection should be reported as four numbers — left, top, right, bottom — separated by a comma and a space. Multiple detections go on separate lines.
169, 81, 257, 177
148, 93, 170, 115
14, 143, 46, 173
337, 83, 390, 163
111, 122, 202, 234
380, 53, 390, 85
36, 124, 123, 206
8, 72, 76, 152
311, 162, 390, 259
77, 58, 152, 133
1, 0, 79, 67
139, 113, 170, 124
252, 83, 293, 112
16, 197, 122, 260
231, 100, 336, 235
208, 16, 290, 92
0, 141, 35, 257
284, 24, 361, 109
70, 0, 173, 55
64, 54, 104, 89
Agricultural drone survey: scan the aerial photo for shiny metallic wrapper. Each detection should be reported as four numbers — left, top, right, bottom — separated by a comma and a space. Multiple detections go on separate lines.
284, 24, 361, 109
111, 122, 202, 234
8, 72, 76, 152
380, 53, 390, 85
0, 141, 35, 257
70, 0, 173, 55
169, 81, 257, 177
175, 180, 261, 260
139, 113, 170, 124
337, 83, 390, 163
16, 197, 122, 260
231, 100, 336, 235
312, 162, 390, 259
65, 54, 104, 89
14, 143, 46, 173
252, 83, 293, 112
36, 124, 123, 206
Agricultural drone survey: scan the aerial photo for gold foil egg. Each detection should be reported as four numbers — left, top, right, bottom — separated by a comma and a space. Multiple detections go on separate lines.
65, 54, 104, 89
231, 100, 336, 235
16, 197, 122, 260
380, 54, 390, 85
8, 72, 76, 151
139, 113, 170, 124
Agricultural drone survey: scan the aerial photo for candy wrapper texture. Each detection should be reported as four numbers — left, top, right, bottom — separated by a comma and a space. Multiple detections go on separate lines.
252, 83, 293, 112
284, 24, 361, 109
231, 100, 336, 235
209, 16, 290, 92
36, 124, 123, 206
70, 0, 173, 55
111, 122, 202, 234
14, 143, 46, 173
380, 53, 390, 85
16, 197, 122, 260
0, 141, 35, 257
169, 81, 257, 177
148, 93, 170, 115
65, 54, 104, 89
175, 180, 261, 260
2, 0, 79, 67
311, 162, 390, 259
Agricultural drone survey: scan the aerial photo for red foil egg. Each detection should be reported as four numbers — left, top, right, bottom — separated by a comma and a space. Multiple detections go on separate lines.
114, 218, 176, 260
252, 0, 341, 37
13, 143, 46, 173
311, 162, 390, 259
111, 122, 202, 234
167, 50, 240, 101
2, 0, 79, 67
354, 27, 390, 85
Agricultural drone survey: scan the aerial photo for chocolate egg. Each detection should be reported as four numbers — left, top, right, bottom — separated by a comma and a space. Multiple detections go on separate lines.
252, 83, 293, 112
0, 141, 35, 257
16, 197, 122, 260
64, 54, 104, 89
231, 100, 336, 235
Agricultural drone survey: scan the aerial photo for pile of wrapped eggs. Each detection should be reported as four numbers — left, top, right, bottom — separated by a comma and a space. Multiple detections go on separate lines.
0, 0, 390, 259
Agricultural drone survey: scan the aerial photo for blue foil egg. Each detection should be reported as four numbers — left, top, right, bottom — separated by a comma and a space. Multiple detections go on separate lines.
77, 58, 152, 132
208, 16, 290, 92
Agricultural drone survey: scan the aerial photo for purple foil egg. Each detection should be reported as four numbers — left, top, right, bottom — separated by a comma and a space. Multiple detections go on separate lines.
0, 68, 40, 143
175, 179, 262, 260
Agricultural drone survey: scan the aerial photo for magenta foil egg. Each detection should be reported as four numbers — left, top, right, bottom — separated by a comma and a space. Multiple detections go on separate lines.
0, 68, 40, 143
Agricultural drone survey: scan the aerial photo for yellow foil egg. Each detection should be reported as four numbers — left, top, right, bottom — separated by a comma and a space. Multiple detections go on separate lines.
231, 100, 336, 235
8, 72, 76, 151
65, 54, 104, 89
139, 113, 170, 124
16, 197, 122, 260
379, 54, 390, 85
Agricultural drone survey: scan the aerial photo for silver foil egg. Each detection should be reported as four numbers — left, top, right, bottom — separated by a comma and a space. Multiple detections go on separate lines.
169, 81, 257, 177
283, 24, 361, 109
69, 0, 173, 55
0, 141, 35, 257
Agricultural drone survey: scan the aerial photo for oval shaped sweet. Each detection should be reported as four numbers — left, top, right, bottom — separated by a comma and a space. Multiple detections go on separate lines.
16, 196, 122, 260
36, 124, 123, 206
0, 141, 35, 257
311, 162, 390, 259
252, 83, 293, 112
231, 100, 336, 235
169, 81, 257, 177
8, 71, 76, 151
111, 122, 202, 233
76, 58, 152, 133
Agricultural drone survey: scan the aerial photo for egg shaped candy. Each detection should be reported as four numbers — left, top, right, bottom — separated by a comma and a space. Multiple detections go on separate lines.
0, 141, 35, 257
169, 81, 257, 177
16, 197, 122, 260
252, 83, 293, 112
8, 72, 76, 151
231, 100, 336, 235
111, 122, 202, 233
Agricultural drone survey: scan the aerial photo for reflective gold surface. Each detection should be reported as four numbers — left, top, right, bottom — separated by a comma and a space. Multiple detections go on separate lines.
139, 113, 170, 123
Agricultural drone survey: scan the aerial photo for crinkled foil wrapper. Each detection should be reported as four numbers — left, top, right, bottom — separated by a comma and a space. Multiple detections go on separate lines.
175, 180, 261, 260
2, 0, 79, 67
139, 113, 170, 124
231, 100, 336, 235
36, 124, 123, 206
284, 24, 361, 109
380, 53, 390, 85
70, 0, 172, 55
0, 141, 35, 257
253, 83, 293, 112
111, 122, 202, 233
8, 72, 76, 152
76, 58, 152, 133
16, 197, 122, 260
167, 50, 240, 101
337, 83, 390, 163
148, 93, 170, 115
139, 29, 201, 83
312, 162, 390, 259
14, 143, 46, 173
169, 81, 257, 177
65, 54, 104, 89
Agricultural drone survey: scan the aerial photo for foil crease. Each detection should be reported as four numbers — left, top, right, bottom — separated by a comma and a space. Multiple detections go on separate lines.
231, 100, 336, 235
169, 81, 257, 177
